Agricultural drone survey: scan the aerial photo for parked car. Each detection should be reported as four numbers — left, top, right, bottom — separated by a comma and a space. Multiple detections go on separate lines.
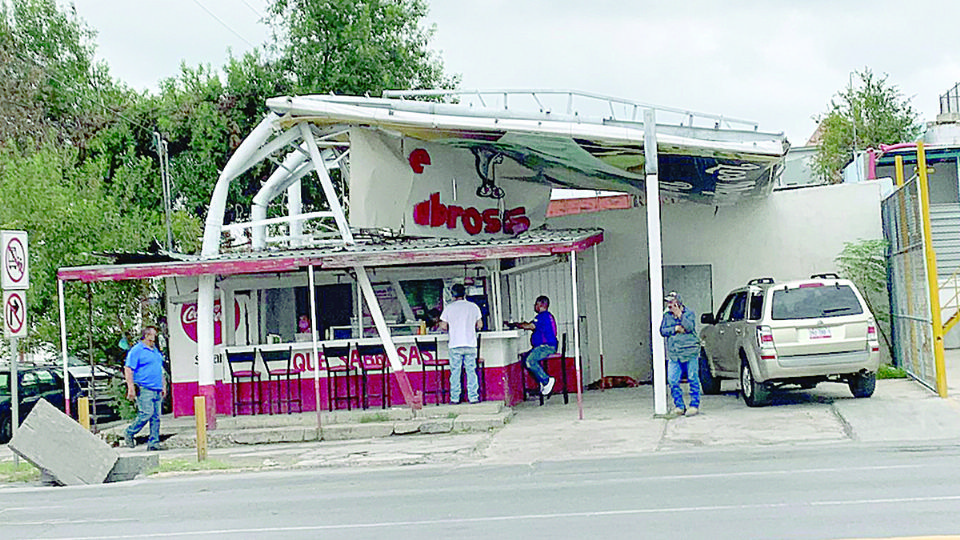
699, 274, 881, 407
1, 364, 83, 443
65, 356, 122, 422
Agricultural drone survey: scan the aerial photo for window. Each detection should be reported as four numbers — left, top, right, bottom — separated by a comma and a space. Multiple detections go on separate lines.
716, 293, 736, 322
771, 285, 864, 320
729, 292, 748, 322
36, 369, 58, 393
749, 293, 764, 320
21, 372, 39, 398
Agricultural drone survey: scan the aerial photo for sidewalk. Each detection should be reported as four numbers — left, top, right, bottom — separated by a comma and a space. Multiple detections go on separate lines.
4, 356, 960, 475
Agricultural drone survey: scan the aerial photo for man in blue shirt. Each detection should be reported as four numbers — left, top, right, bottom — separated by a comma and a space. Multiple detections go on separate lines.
124, 326, 167, 450
511, 295, 558, 396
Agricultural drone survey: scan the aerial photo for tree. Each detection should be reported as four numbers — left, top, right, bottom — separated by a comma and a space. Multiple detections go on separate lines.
267, 0, 457, 96
812, 68, 921, 183
836, 239, 893, 361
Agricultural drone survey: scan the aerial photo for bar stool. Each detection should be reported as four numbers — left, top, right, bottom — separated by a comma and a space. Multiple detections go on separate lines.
523, 333, 569, 406
225, 350, 262, 416
260, 347, 302, 414
415, 337, 449, 405
356, 343, 390, 409
322, 343, 357, 411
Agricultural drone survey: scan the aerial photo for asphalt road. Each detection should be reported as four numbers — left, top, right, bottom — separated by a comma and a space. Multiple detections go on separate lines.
3, 442, 960, 540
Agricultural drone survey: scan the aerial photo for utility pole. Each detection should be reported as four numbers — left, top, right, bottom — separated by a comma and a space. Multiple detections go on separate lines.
154, 132, 174, 252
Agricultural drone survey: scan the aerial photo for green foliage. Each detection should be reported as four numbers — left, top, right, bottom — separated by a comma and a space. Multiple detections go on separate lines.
107, 377, 138, 420
878, 364, 908, 379
267, 0, 457, 96
813, 69, 921, 183
835, 239, 893, 359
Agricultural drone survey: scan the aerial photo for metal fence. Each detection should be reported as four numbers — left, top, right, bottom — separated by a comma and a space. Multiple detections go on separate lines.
882, 177, 937, 390
940, 82, 960, 115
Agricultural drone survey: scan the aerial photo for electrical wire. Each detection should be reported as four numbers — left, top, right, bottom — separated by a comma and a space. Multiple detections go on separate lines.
191, 0, 258, 49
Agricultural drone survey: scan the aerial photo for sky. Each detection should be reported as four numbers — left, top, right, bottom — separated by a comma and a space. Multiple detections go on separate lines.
67, 0, 960, 147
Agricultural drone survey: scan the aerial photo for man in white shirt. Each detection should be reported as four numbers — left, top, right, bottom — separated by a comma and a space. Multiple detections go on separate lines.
439, 283, 483, 404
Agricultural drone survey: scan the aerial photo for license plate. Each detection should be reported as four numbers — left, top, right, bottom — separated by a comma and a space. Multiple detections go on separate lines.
808, 327, 832, 340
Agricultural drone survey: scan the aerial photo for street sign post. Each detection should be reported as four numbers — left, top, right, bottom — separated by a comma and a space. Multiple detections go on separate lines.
1, 230, 29, 290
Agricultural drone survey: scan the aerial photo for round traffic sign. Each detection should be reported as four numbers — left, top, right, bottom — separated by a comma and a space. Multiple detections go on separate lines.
4, 291, 26, 336
4, 236, 26, 284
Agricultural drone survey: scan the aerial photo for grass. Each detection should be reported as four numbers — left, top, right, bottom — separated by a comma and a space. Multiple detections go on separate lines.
0, 461, 40, 483
149, 458, 233, 475
358, 412, 392, 423
878, 364, 909, 379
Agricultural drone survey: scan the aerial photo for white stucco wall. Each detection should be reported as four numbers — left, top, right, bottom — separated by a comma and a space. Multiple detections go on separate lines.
549, 181, 884, 382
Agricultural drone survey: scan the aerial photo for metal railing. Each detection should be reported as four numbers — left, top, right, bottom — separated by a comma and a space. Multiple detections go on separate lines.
940, 82, 960, 115
382, 89, 761, 132
941, 264, 960, 333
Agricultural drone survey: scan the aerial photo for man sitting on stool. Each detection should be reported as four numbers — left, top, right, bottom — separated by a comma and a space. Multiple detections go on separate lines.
508, 295, 557, 397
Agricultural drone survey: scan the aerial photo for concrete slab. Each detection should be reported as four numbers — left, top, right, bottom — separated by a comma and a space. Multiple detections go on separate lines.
392, 420, 424, 435
105, 454, 159, 483
321, 423, 395, 441
418, 418, 455, 434
453, 411, 512, 432
9, 399, 118, 485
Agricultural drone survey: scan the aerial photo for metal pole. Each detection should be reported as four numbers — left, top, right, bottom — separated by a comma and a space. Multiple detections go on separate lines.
592, 243, 605, 390
58, 279, 70, 417
87, 283, 97, 430
308, 265, 322, 431
570, 253, 584, 420
917, 142, 949, 397
645, 108, 667, 416
10, 336, 18, 465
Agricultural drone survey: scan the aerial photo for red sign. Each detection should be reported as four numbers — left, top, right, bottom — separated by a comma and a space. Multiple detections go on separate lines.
413, 192, 530, 235
4, 290, 26, 337
180, 299, 240, 344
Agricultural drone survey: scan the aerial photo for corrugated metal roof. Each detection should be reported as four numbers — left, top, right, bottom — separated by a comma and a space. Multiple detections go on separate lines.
58, 228, 603, 283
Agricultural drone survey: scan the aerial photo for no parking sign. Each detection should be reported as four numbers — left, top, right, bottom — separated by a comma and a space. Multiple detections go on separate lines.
2, 230, 29, 290
4, 290, 26, 338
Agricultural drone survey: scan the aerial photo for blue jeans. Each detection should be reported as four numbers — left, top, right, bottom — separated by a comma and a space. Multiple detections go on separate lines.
126, 387, 163, 447
668, 358, 701, 410
525, 344, 557, 385
449, 347, 479, 403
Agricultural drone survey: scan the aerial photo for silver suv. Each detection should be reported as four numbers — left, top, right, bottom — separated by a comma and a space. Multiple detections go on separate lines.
699, 274, 881, 407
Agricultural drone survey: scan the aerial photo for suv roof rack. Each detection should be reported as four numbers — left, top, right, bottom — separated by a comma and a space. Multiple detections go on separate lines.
810, 273, 839, 279
748, 277, 775, 285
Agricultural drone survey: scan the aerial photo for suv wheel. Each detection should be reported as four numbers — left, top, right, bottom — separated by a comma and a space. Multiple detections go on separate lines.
848, 371, 876, 398
699, 348, 721, 395
740, 358, 770, 407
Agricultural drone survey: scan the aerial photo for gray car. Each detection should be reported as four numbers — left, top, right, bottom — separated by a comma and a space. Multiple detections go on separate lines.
699, 274, 881, 406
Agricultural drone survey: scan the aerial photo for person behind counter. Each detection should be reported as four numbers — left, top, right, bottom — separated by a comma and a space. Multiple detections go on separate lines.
506, 295, 557, 397
298, 314, 311, 334
438, 284, 483, 404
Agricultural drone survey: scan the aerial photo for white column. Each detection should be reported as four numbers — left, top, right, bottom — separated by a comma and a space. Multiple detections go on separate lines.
570, 252, 584, 420
644, 108, 667, 416
197, 274, 217, 428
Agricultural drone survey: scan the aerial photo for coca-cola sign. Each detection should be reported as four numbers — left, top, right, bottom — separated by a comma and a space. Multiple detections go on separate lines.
181, 299, 240, 344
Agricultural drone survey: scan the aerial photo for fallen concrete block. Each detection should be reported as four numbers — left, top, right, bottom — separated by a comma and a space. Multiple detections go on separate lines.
105, 454, 159, 483
9, 399, 118, 485
392, 420, 424, 435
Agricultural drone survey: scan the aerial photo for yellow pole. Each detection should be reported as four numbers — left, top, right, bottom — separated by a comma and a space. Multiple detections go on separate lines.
916, 141, 949, 397
77, 397, 90, 430
194, 396, 208, 462
894, 155, 905, 187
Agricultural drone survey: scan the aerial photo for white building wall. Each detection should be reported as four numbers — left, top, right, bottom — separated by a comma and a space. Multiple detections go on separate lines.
549, 181, 883, 382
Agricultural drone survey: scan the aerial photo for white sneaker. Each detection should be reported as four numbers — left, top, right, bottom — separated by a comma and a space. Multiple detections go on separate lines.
685, 406, 699, 416
541, 377, 556, 396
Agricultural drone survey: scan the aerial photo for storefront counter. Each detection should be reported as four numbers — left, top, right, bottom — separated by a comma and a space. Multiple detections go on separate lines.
171, 330, 528, 416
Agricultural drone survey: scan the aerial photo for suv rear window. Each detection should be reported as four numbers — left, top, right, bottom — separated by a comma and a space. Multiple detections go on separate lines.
771, 285, 864, 320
